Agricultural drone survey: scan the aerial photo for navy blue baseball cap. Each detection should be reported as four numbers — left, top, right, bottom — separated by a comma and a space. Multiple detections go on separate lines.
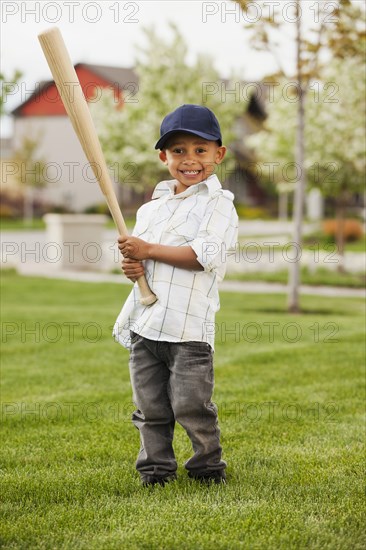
155, 104, 222, 150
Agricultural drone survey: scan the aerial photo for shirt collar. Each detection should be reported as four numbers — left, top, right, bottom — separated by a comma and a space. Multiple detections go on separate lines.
152, 174, 222, 200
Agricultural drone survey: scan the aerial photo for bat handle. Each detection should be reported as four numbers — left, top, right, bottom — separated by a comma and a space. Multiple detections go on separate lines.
136, 275, 158, 306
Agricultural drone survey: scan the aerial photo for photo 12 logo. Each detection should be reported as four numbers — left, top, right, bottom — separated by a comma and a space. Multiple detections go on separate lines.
201, 1, 339, 24
1, 2, 140, 24
202, 80, 339, 105
203, 321, 340, 344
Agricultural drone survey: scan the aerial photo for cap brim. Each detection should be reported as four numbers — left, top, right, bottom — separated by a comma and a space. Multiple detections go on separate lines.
155, 129, 222, 150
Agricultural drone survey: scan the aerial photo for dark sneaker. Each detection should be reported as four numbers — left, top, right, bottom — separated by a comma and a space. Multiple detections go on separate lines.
188, 470, 226, 484
140, 473, 177, 487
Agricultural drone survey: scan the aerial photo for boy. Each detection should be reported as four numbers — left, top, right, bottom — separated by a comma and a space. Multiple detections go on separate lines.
113, 104, 238, 487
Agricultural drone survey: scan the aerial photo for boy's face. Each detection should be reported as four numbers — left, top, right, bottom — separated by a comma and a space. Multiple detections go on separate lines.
159, 132, 226, 194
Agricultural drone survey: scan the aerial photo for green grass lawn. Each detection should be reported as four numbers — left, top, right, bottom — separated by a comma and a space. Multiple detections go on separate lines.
302, 233, 366, 254
1, 272, 365, 549
228, 267, 366, 288
0, 219, 47, 231
0, 217, 135, 232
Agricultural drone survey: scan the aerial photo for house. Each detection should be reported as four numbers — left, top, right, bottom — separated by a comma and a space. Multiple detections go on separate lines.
9, 64, 267, 213
10, 63, 137, 212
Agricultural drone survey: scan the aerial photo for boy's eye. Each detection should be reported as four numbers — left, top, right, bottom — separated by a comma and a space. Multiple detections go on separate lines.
170, 147, 207, 154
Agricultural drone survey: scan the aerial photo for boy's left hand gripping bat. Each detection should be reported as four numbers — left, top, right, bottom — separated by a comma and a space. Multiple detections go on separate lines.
38, 27, 157, 306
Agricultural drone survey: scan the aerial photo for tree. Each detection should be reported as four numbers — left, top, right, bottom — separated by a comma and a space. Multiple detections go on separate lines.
307, 57, 365, 268
233, 0, 365, 311
0, 69, 22, 116
249, 56, 365, 268
91, 24, 247, 193
12, 136, 47, 223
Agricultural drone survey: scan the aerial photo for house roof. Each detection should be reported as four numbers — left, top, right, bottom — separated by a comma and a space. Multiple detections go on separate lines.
79, 63, 138, 88
11, 63, 138, 116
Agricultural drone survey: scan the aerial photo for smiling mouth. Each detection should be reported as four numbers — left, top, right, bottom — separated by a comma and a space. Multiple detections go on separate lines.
180, 170, 201, 175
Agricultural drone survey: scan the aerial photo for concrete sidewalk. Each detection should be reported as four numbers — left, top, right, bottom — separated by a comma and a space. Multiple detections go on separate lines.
13, 262, 366, 298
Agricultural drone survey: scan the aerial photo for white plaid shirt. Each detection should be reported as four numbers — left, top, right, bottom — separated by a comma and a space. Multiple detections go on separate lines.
113, 174, 238, 350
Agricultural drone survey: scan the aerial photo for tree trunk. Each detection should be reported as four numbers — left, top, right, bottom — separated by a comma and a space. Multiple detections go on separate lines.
23, 187, 34, 225
288, 0, 306, 313
278, 191, 288, 220
335, 194, 346, 273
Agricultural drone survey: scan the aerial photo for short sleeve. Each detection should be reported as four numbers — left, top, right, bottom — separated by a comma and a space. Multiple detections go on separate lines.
190, 191, 238, 281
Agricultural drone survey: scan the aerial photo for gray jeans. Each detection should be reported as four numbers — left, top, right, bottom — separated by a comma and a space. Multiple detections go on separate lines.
128, 332, 226, 477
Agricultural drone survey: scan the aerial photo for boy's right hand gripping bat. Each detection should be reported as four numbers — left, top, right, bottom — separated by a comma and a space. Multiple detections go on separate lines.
38, 27, 157, 306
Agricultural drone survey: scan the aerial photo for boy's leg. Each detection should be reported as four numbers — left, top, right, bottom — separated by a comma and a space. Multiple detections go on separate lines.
129, 333, 177, 479
167, 341, 226, 476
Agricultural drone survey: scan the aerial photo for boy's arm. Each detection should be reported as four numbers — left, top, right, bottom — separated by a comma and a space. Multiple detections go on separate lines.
118, 236, 203, 271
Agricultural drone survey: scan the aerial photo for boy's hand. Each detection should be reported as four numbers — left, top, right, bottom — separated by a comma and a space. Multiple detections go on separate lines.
118, 236, 151, 261
121, 257, 145, 282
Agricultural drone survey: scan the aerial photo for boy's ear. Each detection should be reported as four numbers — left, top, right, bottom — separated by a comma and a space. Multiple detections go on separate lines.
159, 150, 168, 164
215, 146, 227, 165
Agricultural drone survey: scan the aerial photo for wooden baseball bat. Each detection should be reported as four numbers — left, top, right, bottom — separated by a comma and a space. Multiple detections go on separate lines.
38, 27, 157, 306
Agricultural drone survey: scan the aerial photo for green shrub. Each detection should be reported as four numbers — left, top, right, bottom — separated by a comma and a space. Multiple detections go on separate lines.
235, 205, 271, 219
83, 203, 112, 217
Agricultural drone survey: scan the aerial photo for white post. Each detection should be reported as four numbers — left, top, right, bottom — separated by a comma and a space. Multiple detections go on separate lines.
306, 188, 323, 221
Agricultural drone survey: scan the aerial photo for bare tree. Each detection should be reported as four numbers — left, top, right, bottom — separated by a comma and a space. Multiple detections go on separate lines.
13, 137, 47, 223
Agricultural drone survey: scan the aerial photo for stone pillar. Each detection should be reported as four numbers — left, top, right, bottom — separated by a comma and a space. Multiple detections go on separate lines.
43, 214, 108, 271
